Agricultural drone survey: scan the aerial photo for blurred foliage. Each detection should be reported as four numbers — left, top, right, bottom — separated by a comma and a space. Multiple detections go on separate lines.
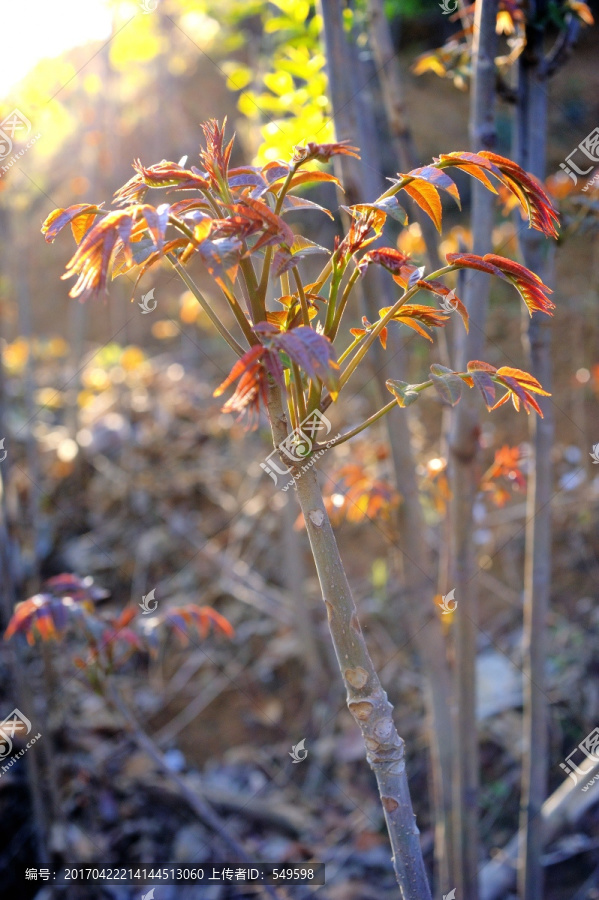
219, 0, 333, 163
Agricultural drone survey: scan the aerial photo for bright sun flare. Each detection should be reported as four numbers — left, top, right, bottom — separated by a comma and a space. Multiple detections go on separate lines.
1, 0, 113, 97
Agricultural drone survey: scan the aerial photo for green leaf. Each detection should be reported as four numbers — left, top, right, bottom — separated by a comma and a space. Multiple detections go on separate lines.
430, 365, 462, 406
386, 379, 420, 407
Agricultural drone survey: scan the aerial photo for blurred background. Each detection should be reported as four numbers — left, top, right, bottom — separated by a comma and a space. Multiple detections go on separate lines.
1, 1, 599, 898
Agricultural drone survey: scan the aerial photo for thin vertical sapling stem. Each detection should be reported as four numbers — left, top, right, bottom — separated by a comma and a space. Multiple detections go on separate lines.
446, 1, 499, 894
264, 381, 433, 900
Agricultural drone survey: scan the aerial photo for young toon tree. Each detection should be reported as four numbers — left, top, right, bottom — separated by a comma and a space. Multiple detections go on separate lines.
41, 121, 558, 899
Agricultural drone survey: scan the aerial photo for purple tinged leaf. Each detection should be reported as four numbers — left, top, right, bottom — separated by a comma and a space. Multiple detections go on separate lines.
470, 370, 496, 409
273, 327, 339, 395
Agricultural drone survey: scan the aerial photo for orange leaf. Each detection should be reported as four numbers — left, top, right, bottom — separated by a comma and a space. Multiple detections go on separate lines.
403, 181, 443, 231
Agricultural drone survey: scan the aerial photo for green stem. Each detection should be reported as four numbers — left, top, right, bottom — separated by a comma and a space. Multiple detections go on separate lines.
290, 361, 307, 423
323, 399, 397, 449
220, 279, 258, 347
256, 166, 299, 309
338, 265, 456, 391
337, 334, 364, 365
239, 257, 263, 323
330, 266, 360, 340
324, 267, 343, 335
309, 257, 334, 295
167, 256, 244, 357
291, 266, 310, 327
284, 369, 298, 432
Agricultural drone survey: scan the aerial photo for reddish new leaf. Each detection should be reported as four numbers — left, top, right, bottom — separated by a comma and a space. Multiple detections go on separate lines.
42, 204, 105, 244
379, 303, 449, 342
446, 252, 554, 315
113, 160, 209, 206
350, 316, 388, 350
438, 150, 559, 238
293, 141, 360, 164
200, 118, 235, 192
358, 247, 410, 277
273, 326, 339, 397
161, 605, 234, 645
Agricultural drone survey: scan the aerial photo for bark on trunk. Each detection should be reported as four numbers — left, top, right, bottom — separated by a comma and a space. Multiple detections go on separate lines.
266, 382, 432, 900
447, 1, 498, 896
319, 2, 455, 888
514, 7, 555, 897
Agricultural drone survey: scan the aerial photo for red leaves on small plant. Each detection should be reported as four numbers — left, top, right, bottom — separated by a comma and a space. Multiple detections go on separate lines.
446, 252, 555, 315
323, 463, 400, 525
3, 574, 103, 645
293, 140, 360, 164
5, 574, 233, 675
481, 445, 526, 506
161, 605, 234, 646
4, 593, 90, 645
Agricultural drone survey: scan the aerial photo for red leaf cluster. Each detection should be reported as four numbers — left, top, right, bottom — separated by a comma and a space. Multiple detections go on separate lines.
446, 252, 554, 315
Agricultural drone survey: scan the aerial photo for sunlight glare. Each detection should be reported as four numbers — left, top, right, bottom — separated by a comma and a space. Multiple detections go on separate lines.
1, 0, 112, 97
